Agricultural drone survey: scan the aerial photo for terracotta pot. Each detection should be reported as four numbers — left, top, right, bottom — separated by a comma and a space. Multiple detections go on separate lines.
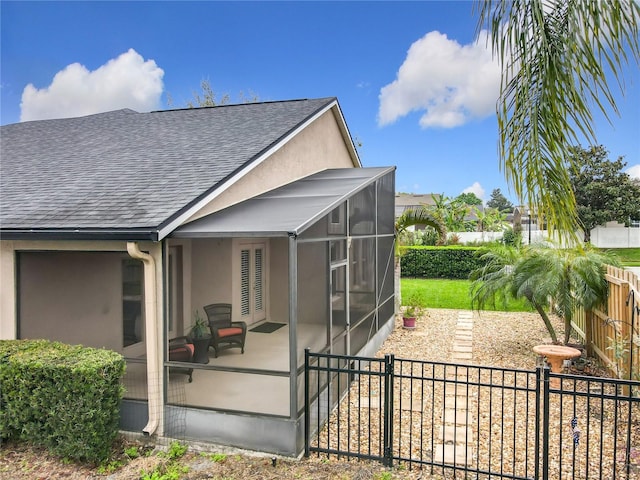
403, 317, 416, 329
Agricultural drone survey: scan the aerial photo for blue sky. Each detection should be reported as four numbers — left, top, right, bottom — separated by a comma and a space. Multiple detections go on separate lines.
2, 1, 638, 202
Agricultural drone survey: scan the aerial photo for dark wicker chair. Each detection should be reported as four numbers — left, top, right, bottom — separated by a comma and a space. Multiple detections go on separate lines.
168, 336, 194, 382
203, 303, 247, 358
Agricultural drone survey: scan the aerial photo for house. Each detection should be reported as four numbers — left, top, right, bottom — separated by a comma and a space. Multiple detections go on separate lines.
395, 193, 437, 219
0, 98, 396, 456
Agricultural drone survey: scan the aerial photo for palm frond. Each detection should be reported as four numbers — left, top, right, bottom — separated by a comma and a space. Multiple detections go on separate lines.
477, 0, 640, 237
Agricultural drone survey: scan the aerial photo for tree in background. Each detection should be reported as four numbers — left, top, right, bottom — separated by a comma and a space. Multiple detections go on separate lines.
456, 192, 483, 206
426, 194, 475, 232
568, 145, 640, 242
475, 207, 508, 232
168, 79, 259, 108
395, 208, 445, 308
478, 0, 639, 237
486, 188, 514, 213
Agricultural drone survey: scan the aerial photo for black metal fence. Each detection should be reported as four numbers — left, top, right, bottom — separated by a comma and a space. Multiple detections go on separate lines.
304, 350, 640, 479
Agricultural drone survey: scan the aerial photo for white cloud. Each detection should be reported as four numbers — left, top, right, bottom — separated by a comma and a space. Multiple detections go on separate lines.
627, 164, 640, 180
378, 30, 500, 128
462, 182, 485, 201
20, 49, 164, 121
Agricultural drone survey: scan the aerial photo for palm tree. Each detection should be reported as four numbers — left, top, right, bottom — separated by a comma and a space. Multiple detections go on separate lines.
394, 208, 445, 310
474, 206, 508, 233
471, 243, 615, 344
477, 0, 640, 237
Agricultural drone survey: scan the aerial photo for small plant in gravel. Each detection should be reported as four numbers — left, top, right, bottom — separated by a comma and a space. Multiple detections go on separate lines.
375, 472, 394, 480
96, 459, 123, 474
202, 452, 228, 463
140, 463, 189, 480
124, 445, 140, 459
160, 441, 187, 460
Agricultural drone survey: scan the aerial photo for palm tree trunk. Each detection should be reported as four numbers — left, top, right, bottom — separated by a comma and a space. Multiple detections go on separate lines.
533, 303, 558, 344
564, 313, 573, 345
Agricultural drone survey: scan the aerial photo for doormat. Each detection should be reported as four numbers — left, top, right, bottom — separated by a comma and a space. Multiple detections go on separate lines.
249, 322, 286, 334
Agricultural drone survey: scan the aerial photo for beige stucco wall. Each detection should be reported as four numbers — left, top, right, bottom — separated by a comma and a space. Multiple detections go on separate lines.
179, 236, 290, 328
190, 238, 233, 321
0, 240, 163, 348
19, 252, 124, 350
187, 109, 357, 223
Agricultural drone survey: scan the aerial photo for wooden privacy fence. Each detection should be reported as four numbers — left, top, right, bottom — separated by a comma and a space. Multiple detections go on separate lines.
572, 265, 640, 380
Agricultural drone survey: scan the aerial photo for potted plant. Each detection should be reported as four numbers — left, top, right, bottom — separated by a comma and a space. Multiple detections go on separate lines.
402, 293, 420, 329
189, 309, 211, 363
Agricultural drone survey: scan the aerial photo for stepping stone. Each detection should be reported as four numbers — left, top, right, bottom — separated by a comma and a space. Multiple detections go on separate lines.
443, 407, 469, 425
453, 345, 473, 353
445, 396, 468, 409
438, 425, 474, 443
434, 444, 474, 466
453, 352, 473, 361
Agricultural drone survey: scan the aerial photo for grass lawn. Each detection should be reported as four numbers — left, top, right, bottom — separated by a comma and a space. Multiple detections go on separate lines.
605, 247, 640, 266
401, 277, 532, 312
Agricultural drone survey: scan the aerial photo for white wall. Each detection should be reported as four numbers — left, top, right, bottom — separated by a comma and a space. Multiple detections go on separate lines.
450, 227, 639, 248
590, 226, 640, 248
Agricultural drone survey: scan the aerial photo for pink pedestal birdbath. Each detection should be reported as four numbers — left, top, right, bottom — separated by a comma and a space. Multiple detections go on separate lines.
533, 345, 582, 388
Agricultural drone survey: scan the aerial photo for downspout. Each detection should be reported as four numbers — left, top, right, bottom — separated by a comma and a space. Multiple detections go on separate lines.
127, 242, 161, 436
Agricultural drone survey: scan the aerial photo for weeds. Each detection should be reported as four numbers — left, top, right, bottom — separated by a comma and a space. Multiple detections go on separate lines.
140, 463, 189, 480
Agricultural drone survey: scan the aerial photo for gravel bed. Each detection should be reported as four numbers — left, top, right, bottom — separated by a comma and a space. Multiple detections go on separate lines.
315, 309, 640, 479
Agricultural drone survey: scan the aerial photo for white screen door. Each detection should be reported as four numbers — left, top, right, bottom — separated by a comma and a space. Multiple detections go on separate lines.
240, 243, 266, 323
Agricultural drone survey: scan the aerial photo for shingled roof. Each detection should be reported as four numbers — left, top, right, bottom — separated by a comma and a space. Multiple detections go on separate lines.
1, 97, 351, 240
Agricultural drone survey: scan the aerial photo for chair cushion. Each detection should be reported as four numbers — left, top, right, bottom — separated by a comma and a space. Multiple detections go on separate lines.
217, 327, 244, 338
169, 343, 194, 362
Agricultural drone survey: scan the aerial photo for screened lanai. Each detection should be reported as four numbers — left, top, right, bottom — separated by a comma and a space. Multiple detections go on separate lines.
157, 166, 396, 455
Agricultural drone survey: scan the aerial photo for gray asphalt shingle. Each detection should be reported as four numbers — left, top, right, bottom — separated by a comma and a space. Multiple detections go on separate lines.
0, 98, 336, 234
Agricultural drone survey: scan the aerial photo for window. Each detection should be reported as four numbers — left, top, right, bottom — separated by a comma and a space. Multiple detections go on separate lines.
122, 259, 144, 347
328, 203, 346, 235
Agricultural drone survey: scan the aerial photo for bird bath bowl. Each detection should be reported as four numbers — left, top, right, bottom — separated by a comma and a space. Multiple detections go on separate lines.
533, 344, 582, 388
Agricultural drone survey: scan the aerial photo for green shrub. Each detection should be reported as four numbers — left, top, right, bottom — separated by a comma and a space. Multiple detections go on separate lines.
400, 246, 484, 279
0, 339, 125, 463
502, 228, 522, 247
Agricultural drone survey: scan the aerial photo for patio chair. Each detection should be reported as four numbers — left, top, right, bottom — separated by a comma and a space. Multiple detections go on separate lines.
168, 336, 194, 382
203, 303, 247, 358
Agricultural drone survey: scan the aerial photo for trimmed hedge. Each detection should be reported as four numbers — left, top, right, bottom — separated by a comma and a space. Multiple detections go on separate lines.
400, 246, 483, 279
0, 339, 125, 463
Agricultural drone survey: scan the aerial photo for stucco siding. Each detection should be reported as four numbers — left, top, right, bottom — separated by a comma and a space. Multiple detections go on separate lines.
186, 110, 357, 223
0, 240, 163, 347
190, 238, 232, 321
19, 252, 124, 350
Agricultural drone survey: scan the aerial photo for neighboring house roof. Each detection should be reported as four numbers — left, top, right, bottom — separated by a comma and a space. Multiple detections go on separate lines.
1, 98, 359, 241
394, 193, 437, 218
173, 166, 395, 238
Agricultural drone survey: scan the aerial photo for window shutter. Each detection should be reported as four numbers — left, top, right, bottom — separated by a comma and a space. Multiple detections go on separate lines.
254, 248, 263, 311
241, 249, 250, 316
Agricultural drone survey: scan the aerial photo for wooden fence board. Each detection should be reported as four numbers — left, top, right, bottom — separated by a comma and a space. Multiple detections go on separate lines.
572, 266, 639, 380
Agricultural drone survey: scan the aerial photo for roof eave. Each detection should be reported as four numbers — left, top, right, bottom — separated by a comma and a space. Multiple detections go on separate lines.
0, 228, 160, 242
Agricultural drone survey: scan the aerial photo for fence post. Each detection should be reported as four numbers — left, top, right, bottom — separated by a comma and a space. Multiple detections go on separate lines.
534, 366, 541, 480
584, 309, 594, 358
620, 282, 631, 380
304, 348, 310, 458
541, 365, 550, 480
383, 354, 394, 467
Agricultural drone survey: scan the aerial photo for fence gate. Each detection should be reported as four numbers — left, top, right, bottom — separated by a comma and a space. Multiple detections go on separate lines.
304, 350, 640, 479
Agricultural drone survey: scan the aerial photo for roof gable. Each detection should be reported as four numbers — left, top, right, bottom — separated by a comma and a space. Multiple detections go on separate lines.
1, 98, 353, 240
